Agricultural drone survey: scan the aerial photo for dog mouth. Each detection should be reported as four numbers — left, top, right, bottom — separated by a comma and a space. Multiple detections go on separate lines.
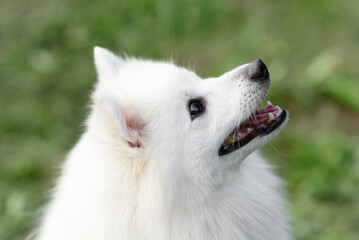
218, 101, 287, 156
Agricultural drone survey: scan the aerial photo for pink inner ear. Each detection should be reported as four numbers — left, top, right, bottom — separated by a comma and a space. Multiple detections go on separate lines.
125, 118, 135, 129
127, 141, 140, 148
123, 110, 143, 148
96, 92, 144, 148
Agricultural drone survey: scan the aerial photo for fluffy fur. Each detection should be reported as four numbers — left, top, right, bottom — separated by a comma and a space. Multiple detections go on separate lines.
35, 47, 291, 240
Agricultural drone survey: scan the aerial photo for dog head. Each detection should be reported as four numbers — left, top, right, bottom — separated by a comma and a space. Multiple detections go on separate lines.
92, 47, 287, 193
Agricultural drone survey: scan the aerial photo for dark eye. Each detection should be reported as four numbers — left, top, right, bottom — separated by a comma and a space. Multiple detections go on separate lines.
188, 99, 205, 120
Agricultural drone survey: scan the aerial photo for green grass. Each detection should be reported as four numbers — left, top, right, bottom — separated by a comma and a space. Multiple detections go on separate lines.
1, 0, 359, 239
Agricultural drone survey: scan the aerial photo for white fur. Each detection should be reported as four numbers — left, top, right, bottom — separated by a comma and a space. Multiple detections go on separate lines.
35, 47, 291, 240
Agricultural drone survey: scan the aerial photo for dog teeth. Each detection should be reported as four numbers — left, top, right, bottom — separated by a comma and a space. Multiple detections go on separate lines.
267, 101, 273, 106
247, 128, 253, 133
268, 112, 275, 121
226, 135, 236, 144
225, 137, 233, 145
224, 132, 245, 145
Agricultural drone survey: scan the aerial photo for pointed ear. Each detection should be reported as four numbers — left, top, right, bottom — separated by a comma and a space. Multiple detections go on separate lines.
93, 46, 123, 81
94, 92, 144, 148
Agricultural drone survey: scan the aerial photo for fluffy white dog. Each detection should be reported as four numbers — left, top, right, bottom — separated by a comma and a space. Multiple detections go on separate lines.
35, 47, 291, 240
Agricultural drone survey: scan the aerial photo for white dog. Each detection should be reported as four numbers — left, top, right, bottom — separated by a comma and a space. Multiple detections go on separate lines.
35, 47, 291, 240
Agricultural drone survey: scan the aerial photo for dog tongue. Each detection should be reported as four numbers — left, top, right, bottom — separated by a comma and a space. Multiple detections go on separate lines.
240, 104, 280, 129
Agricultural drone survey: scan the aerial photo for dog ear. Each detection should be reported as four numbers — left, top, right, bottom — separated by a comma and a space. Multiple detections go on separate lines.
94, 92, 144, 148
93, 46, 123, 82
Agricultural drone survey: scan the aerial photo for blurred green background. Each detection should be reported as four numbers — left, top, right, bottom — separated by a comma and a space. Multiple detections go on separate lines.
1, 0, 359, 239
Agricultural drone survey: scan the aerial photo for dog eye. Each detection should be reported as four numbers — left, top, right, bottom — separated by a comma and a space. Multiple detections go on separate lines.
188, 99, 205, 120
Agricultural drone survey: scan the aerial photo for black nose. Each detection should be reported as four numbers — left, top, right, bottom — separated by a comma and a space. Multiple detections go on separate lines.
249, 59, 269, 81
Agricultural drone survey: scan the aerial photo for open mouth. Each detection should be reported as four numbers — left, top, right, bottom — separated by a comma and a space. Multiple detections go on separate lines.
218, 101, 287, 156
